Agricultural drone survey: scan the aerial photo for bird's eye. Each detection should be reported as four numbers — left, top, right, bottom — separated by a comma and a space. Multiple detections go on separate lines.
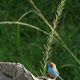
50, 64, 53, 67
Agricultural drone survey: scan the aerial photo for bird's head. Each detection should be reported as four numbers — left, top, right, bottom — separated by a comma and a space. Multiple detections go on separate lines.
48, 62, 56, 68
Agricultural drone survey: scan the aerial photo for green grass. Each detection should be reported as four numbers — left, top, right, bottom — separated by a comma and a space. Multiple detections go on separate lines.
0, 0, 80, 80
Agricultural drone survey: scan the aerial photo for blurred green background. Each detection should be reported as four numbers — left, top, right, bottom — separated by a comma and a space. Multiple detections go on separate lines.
0, 0, 80, 80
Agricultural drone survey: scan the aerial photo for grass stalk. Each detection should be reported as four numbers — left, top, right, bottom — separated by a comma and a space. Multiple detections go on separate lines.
16, 10, 33, 48
0, 21, 49, 36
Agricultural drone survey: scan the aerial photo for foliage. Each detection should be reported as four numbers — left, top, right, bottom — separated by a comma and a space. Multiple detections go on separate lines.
0, 0, 80, 80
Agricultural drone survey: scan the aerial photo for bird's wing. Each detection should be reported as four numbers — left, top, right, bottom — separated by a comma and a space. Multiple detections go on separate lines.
48, 66, 59, 77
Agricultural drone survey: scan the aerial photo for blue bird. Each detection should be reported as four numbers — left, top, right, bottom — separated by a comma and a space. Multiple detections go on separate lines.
48, 62, 63, 80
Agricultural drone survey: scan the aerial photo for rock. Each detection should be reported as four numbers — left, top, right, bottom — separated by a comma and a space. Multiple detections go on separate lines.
0, 62, 52, 80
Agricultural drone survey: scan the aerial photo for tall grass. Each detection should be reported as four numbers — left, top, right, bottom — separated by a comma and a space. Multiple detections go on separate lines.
28, 0, 80, 76
0, 0, 80, 77
40, 0, 67, 76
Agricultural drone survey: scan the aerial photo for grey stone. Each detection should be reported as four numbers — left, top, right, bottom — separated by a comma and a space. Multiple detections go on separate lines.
0, 62, 53, 80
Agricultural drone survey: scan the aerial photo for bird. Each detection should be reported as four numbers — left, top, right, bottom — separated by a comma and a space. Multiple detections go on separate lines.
48, 62, 63, 80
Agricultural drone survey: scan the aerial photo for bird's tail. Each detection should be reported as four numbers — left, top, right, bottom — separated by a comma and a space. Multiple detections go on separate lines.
57, 76, 63, 80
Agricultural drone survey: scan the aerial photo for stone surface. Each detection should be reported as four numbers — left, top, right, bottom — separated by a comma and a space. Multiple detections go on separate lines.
0, 62, 53, 80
